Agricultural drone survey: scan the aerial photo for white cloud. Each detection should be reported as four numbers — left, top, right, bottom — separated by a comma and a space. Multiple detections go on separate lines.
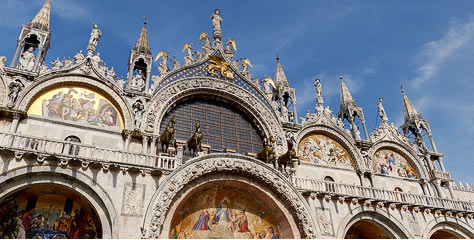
412, 18, 474, 87
51, 0, 90, 22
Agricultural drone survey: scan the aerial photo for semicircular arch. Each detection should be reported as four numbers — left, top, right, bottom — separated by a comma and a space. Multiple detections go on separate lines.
422, 218, 474, 239
144, 77, 286, 153
336, 207, 413, 239
16, 74, 134, 130
0, 75, 7, 107
369, 140, 429, 180
142, 153, 318, 238
0, 165, 119, 238
296, 123, 363, 170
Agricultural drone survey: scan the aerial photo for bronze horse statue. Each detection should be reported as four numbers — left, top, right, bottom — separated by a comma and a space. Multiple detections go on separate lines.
277, 135, 298, 173
257, 136, 275, 164
187, 122, 203, 156
160, 116, 176, 153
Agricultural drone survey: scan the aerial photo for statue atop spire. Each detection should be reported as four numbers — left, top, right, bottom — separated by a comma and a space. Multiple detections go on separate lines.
87, 23, 102, 56
315, 78, 324, 110
211, 9, 223, 47
377, 97, 388, 124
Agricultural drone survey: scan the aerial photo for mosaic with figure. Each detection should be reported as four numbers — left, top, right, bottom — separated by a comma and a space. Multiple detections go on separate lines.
297, 134, 354, 168
28, 87, 123, 129
170, 186, 280, 239
372, 149, 417, 178
0, 185, 101, 239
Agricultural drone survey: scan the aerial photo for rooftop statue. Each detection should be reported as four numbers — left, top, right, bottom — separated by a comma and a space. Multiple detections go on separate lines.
211, 9, 223, 45
155, 50, 170, 76
378, 97, 388, 124
130, 70, 146, 91
315, 79, 324, 109
18, 47, 35, 71
87, 23, 102, 56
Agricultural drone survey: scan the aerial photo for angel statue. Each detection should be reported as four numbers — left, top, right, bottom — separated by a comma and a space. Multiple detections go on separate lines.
155, 50, 170, 76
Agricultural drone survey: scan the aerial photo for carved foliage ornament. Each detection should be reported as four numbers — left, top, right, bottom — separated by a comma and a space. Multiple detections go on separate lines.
143, 154, 317, 238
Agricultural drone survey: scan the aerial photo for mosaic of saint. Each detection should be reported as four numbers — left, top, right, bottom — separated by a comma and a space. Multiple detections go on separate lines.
0, 185, 101, 239
170, 186, 280, 239
372, 149, 417, 179
297, 133, 354, 168
28, 87, 123, 129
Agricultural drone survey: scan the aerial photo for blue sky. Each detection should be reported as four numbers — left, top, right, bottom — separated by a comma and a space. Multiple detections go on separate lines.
1, 0, 474, 183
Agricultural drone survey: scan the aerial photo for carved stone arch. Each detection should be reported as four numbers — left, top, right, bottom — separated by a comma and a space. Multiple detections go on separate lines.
144, 77, 287, 154
369, 141, 429, 180
15, 74, 134, 130
336, 207, 413, 239
296, 123, 364, 171
0, 165, 120, 238
0, 75, 7, 107
142, 154, 318, 238
422, 218, 474, 239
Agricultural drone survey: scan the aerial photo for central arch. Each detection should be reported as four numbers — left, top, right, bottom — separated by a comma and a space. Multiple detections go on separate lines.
142, 154, 318, 238
144, 77, 287, 154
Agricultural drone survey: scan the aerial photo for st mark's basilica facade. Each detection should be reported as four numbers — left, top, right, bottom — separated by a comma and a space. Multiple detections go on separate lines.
0, 1, 474, 239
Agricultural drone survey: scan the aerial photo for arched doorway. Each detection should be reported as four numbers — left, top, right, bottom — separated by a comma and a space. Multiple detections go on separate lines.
344, 220, 393, 238
169, 181, 282, 239
430, 229, 464, 239
0, 184, 102, 239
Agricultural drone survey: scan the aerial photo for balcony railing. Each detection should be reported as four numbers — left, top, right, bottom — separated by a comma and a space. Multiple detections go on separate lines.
431, 170, 452, 180
293, 177, 474, 213
0, 132, 177, 171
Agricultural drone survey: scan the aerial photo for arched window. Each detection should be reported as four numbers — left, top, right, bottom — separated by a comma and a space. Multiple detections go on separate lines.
160, 97, 264, 157
394, 187, 405, 202
324, 176, 335, 192
63, 135, 81, 156
324, 176, 335, 182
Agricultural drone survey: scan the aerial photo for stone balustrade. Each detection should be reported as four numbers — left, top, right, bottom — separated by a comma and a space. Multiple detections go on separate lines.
431, 169, 452, 180
293, 177, 474, 213
0, 132, 178, 171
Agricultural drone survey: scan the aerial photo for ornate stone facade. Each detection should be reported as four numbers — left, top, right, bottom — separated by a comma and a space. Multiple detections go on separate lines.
0, 2, 473, 239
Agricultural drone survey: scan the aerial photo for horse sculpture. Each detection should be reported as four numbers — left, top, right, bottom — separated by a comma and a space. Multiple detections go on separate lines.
257, 136, 275, 164
277, 135, 298, 173
160, 116, 176, 153
187, 122, 203, 156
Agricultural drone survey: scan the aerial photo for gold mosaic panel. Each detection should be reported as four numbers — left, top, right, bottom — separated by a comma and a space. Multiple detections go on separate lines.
28, 87, 123, 129
297, 133, 354, 168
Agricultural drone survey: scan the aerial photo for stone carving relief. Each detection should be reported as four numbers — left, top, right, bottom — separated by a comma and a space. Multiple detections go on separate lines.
315, 208, 334, 237
0, 56, 6, 75
8, 79, 24, 107
143, 155, 317, 239
122, 183, 145, 216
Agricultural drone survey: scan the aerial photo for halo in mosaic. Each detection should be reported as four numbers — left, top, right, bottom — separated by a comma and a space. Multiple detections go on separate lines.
297, 133, 355, 168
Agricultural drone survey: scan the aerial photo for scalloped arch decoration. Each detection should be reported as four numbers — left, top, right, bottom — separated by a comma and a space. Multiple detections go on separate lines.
297, 133, 355, 169
27, 86, 124, 129
372, 148, 417, 179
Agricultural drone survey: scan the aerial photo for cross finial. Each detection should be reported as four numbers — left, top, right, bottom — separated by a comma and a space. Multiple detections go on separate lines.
143, 15, 147, 26
276, 51, 279, 61
400, 85, 404, 94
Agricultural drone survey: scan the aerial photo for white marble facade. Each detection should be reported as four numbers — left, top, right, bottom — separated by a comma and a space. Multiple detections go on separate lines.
0, 2, 473, 239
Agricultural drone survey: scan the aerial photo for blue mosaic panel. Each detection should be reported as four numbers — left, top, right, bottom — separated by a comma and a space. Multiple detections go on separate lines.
153, 59, 277, 119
